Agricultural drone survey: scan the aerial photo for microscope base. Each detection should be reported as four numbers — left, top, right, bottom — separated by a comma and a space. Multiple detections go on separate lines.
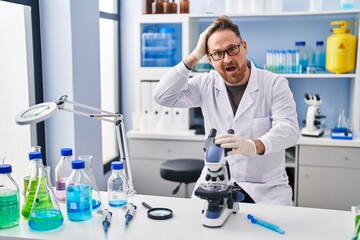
201, 201, 239, 228
301, 127, 324, 137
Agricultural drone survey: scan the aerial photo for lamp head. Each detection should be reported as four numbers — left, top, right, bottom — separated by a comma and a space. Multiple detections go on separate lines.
15, 102, 58, 125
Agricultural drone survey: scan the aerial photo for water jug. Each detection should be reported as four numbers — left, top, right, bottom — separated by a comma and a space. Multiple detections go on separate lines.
326, 21, 356, 74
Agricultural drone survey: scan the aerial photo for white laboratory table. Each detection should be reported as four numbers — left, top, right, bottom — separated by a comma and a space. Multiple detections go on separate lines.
0, 192, 354, 240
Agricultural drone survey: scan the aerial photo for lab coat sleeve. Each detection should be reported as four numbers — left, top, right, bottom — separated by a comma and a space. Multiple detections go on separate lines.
152, 62, 202, 108
258, 76, 300, 154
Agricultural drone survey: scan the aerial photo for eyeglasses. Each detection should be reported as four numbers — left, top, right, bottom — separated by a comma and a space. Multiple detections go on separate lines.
208, 42, 242, 61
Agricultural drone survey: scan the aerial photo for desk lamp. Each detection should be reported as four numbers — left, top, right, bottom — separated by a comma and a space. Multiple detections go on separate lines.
15, 95, 136, 196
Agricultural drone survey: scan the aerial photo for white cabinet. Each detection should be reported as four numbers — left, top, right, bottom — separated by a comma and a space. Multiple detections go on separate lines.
297, 144, 360, 210
127, 131, 205, 198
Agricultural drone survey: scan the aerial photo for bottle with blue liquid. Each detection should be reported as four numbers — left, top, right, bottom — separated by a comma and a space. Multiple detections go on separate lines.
28, 166, 64, 231
312, 41, 326, 72
0, 164, 20, 229
66, 160, 92, 221
78, 155, 101, 210
295, 41, 308, 73
107, 161, 128, 207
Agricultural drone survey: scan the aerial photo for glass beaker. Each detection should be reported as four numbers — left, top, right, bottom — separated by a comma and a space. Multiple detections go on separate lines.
28, 166, 64, 231
78, 155, 101, 210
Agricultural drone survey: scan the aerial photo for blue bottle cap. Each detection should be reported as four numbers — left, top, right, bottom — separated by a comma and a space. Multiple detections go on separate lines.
316, 41, 324, 46
61, 148, 73, 156
0, 164, 12, 173
295, 41, 306, 46
72, 160, 85, 169
111, 161, 124, 170
29, 151, 42, 160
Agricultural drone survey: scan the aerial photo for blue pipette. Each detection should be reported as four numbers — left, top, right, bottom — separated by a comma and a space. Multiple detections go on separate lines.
125, 203, 137, 226
97, 209, 112, 233
247, 214, 285, 234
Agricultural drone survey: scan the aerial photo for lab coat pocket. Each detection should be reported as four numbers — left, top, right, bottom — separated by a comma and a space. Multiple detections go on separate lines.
251, 115, 271, 138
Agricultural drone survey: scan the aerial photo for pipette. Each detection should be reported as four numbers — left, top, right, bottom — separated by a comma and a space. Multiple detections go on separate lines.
97, 209, 112, 233
125, 203, 137, 226
247, 214, 285, 234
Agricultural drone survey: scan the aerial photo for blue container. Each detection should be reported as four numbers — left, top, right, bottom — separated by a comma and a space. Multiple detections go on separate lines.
141, 27, 176, 67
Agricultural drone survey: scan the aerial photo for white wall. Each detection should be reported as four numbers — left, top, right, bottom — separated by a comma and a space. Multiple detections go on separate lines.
39, 0, 105, 189
0, 2, 33, 186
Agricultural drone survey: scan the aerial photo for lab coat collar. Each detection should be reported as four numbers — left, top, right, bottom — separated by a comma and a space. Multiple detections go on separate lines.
213, 61, 259, 120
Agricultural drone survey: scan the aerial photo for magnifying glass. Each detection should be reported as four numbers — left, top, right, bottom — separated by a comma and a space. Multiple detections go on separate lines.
142, 202, 173, 220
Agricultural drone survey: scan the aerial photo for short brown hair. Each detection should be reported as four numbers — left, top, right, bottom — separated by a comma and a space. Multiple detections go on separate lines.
205, 16, 242, 54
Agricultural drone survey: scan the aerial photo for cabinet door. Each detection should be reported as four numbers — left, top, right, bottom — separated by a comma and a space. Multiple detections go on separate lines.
298, 165, 360, 210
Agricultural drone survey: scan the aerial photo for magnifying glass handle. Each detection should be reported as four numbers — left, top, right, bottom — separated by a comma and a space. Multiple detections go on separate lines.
142, 202, 153, 210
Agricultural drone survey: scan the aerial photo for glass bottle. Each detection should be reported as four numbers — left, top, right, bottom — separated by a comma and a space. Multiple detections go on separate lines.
55, 148, 73, 202
152, 0, 164, 14
312, 41, 326, 71
107, 161, 128, 207
28, 166, 64, 231
0, 164, 20, 229
143, 0, 153, 14
78, 155, 101, 210
22, 151, 44, 218
180, 0, 189, 13
171, 0, 177, 13
66, 160, 92, 221
163, 0, 172, 13
295, 41, 308, 73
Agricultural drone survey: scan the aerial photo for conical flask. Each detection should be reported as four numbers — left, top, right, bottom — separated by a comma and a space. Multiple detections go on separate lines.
78, 155, 101, 209
22, 152, 44, 218
28, 166, 63, 231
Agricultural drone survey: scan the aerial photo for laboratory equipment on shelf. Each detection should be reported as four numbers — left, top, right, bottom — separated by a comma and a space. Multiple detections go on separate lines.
55, 148, 73, 202
66, 160, 92, 221
326, 21, 356, 74
14, 95, 136, 197
0, 164, 20, 229
310, 41, 326, 73
22, 151, 44, 218
28, 166, 64, 231
78, 155, 102, 210
107, 161, 128, 208
194, 129, 244, 228
295, 41, 309, 73
300, 93, 326, 137
331, 109, 353, 140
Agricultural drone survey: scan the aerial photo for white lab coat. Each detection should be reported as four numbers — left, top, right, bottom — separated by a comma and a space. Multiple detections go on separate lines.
153, 60, 300, 206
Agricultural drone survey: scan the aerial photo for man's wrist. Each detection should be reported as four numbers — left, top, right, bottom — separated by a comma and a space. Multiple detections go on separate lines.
191, 49, 203, 61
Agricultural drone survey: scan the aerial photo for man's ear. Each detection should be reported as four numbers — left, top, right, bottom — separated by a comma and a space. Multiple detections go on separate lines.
242, 40, 248, 54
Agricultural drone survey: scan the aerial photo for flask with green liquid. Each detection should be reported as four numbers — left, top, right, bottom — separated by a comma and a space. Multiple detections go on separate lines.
0, 164, 20, 229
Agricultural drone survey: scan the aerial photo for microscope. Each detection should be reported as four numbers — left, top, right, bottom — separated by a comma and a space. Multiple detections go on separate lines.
301, 93, 326, 137
194, 129, 244, 228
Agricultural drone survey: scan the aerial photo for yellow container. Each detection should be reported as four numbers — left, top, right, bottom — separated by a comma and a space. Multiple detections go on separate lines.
326, 21, 357, 74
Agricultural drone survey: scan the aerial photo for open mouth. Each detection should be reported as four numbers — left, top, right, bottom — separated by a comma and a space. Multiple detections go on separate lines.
225, 66, 236, 72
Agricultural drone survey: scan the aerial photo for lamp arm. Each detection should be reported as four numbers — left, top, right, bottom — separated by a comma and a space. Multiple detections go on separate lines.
56, 95, 136, 195
115, 117, 136, 196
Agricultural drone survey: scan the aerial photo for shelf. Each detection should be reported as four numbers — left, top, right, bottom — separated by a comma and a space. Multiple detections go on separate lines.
138, 9, 360, 21
189, 71, 357, 79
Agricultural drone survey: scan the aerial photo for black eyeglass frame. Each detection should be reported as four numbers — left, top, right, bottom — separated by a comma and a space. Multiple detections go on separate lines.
208, 41, 243, 61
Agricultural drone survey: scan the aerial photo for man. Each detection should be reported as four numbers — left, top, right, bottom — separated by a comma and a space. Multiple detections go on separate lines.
153, 16, 300, 206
